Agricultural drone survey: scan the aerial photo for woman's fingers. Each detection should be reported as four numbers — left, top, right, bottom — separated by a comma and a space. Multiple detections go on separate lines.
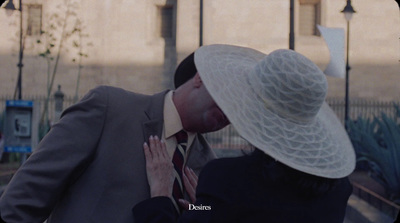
143, 135, 174, 198
154, 136, 168, 160
160, 139, 169, 160
143, 142, 152, 162
178, 199, 190, 210
148, 136, 160, 160
185, 167, 198, 189
186, 167, 198, 184
183, 173, 196, 203
145, 135, 170, 165
148, 136, 169, 160
183, 167, 198, 203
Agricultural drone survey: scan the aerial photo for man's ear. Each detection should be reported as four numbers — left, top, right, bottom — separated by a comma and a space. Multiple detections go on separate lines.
193, 72, 203, 88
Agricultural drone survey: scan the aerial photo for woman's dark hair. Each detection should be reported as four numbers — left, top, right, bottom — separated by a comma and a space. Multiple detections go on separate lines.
251, 149, 340, 197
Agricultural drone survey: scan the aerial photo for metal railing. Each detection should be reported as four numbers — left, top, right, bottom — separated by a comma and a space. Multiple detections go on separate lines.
352, 181, 400, 220
1, 96, 399, 148
327, 97, 399, 124
206, 98, 400, 150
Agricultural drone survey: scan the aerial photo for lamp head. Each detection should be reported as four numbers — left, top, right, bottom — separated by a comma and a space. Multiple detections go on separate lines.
341, 0, 356, 21
1, 0, 17, 16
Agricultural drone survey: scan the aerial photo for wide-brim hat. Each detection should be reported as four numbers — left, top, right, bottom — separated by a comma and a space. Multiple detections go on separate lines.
194, 44, 356, 179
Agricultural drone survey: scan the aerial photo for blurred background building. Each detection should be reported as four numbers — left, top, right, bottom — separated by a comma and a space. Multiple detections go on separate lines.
1, 2, 400, 220
0, 0, 399, 101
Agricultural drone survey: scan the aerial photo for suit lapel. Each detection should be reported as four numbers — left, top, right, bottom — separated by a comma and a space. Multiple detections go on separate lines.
142, 119, 163, 143
186, 134, 216, 175
141, 90, 168, 143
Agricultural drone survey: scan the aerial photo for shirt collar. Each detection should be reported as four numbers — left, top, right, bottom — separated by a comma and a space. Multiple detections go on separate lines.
164, 91, 185, 139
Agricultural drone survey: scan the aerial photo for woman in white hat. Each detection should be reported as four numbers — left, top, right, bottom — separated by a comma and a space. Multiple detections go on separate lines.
133, 44, 356, 222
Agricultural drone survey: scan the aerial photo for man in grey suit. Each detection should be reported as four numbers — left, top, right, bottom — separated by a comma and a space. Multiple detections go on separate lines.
0, 50, 229, 222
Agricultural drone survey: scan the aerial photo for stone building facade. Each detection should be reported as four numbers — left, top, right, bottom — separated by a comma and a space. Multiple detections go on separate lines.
0, 0, 399, 101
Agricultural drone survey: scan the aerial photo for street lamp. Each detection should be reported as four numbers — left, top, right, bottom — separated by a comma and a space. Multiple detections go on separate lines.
341, 0, 356, 129
2, 0, 23, 100
289, 0, 295, 50
199, 0, 203, 46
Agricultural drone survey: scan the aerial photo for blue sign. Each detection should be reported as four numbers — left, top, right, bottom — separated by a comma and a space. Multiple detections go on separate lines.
4, 100, 35, 153
4, 146, 32, 153
6, 100, 33, 108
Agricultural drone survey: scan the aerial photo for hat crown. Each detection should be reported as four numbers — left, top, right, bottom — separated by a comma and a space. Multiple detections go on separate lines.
250, 49, 327, 124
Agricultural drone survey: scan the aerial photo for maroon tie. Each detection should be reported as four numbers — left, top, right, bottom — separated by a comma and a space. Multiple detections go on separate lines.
172, 130, 188, 210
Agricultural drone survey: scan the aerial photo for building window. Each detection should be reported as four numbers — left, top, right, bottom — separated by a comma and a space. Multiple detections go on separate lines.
26, 4, 42, 36
299, 0, 321, 36
157, 5, 173, 39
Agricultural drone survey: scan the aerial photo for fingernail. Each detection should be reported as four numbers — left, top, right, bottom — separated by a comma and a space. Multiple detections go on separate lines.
154, 135, 159, 140
150, 135, 153, 139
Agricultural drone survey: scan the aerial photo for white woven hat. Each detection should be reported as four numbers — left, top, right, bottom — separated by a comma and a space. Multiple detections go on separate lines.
194, 44, 356, 179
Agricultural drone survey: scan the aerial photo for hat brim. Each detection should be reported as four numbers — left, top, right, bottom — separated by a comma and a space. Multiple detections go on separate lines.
195, 44, 355, 179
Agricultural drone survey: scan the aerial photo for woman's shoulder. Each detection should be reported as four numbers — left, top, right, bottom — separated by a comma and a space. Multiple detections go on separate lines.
195, 153, 266, 204
203, 154, 255, 174
197, 154, 256, 188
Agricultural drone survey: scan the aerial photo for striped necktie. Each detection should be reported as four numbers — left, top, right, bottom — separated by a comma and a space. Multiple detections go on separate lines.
172, 130, 188, 211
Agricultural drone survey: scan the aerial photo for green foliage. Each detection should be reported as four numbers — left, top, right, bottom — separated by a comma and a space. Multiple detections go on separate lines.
347, 104, 400, 204
69, 18, 93, 102
34, 0, 92, 129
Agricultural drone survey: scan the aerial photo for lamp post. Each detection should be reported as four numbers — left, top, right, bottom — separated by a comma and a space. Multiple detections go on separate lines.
199, 0, 203, 46
53, 85, 64, 123
2, 0, 23, 100
341, 0, 356, 129
289, 0, 295, 50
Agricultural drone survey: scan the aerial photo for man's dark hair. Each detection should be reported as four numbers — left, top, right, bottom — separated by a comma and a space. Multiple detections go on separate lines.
174, 52, 197, 89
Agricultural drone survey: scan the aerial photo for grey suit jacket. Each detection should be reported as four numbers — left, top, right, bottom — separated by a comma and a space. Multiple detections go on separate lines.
0, 86, 216, 223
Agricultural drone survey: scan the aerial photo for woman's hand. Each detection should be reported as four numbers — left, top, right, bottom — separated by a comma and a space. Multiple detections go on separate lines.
143, 136, 174, 198
179, 167, 198, 210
